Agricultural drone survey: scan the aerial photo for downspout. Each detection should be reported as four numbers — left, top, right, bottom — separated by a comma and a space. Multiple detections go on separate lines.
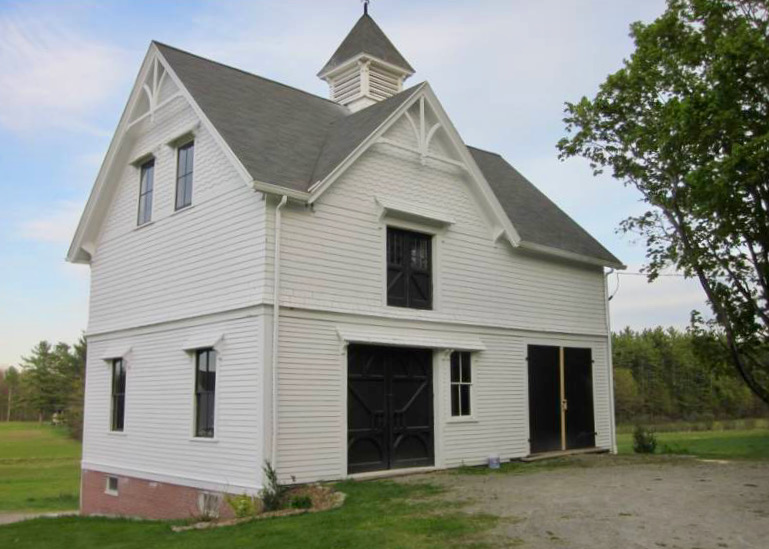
271, 195, 288, 468
604, 269, 618, 454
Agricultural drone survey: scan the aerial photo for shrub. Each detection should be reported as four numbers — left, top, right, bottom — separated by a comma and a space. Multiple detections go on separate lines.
260, 460, 287, 511
227, 494, 257, 518
632, 425, 657, 454
289, 495, 313, 510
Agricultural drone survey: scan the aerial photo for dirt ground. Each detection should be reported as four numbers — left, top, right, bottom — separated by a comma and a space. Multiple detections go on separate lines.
404, 455, 769, 549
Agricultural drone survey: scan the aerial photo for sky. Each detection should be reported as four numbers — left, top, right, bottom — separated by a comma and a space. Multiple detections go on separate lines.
0, 0, 709, 367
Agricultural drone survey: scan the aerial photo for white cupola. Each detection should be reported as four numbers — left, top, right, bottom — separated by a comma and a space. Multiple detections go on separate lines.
318, 7, 414, 112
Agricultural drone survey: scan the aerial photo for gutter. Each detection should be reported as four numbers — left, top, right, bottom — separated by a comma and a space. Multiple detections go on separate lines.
271, 195, 288, 468
604, 268, 618, 454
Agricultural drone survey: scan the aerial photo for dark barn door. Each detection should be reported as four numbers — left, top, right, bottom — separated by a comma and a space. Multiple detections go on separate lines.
528, 345, 562, 453
528, 345, 596, 454
564, 348, 595, 449
347, 345, 434, 474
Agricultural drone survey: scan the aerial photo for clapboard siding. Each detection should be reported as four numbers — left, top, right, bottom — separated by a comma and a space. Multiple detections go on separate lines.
82, 310, 265, 492
88, 96, 267, 335
274, 308, 612, 483
269, 118, 608, 336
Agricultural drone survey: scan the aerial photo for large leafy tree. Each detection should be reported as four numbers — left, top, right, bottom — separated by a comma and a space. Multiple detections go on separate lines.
558, 0, 769, 404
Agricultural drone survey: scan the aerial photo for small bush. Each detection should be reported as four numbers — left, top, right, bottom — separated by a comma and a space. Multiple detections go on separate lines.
227, 494, 257, 518
659, 443, 689, 455
289, 495, 313, 510
632, 425, 657, 454
260, 460, 287, 511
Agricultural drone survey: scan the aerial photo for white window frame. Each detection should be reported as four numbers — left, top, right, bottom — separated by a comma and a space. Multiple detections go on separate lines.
448, 351, 475, 422
184, 335, 224, 443
105, 475, 119, 496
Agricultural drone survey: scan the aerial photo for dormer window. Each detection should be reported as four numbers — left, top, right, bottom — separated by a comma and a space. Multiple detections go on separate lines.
387, 227, 432, 309
137, 159, 154, 226
175, 141, 194, 210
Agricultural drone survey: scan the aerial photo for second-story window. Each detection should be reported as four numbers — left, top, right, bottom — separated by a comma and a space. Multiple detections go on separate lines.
387, 227, 432, 309
137, 159, 154, 226
175, 141, 194, 210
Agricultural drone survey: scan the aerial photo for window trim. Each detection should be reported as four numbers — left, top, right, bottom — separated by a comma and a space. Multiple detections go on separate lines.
137, 158, 155, 226
110, 358, 126, 432
175, 140, 195, 211
449, 352, 474, 420
385, 225, 434, 310
193, 348, 216, 439
105, 475, 119, 496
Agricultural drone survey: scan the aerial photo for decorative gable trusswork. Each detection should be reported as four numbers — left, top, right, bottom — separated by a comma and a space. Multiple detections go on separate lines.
318, 14, 414, 112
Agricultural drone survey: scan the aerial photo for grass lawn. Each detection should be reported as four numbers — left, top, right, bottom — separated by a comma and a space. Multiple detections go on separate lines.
0, 422, 81, 512
617, 428, 769, 459
0, 480, 498, 549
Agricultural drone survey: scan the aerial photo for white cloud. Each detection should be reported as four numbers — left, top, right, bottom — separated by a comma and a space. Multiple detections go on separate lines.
0, 10, 128, 135
18, 200, 82, 245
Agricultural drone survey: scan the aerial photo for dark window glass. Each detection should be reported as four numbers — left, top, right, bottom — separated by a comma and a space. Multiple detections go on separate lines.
111, 358, 126, 431
450, 352, 472, 417
175, 141, 194, 210
137, 159, 154, 225
195, 348, 216, 437
387, 227, 432, 309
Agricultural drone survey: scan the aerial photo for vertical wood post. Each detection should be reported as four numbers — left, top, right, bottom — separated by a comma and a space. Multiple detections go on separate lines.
559, 346, 566, 451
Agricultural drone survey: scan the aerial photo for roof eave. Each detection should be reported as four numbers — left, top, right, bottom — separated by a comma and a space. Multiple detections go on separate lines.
517, 240, 626, 270
317, 53, 415, 80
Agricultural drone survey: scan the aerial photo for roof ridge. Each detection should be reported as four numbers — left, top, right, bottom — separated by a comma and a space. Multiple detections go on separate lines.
152, 40, 346, 109
466, 145, 503, 157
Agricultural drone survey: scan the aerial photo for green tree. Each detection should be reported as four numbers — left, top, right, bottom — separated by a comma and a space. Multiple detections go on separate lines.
558, 0, 769, 404
613, 367, 642, 420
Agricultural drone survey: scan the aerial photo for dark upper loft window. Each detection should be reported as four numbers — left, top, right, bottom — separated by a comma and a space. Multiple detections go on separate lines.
387, 227, 432, 309
175, 141, 194, 210
137, 159, 154, 225
111, 358, 126, 432
195, 348, 216, 438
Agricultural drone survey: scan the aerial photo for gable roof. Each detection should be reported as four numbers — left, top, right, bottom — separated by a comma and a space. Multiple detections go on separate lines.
468, 147, 622, 267
101, 42, 621, 269
318, 14, 414, 76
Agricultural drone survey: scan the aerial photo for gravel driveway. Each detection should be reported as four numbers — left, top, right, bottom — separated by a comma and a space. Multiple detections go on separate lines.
403, 455, 769, 549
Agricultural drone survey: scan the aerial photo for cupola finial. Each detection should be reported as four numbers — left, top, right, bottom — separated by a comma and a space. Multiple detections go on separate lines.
363, 0, 369, 16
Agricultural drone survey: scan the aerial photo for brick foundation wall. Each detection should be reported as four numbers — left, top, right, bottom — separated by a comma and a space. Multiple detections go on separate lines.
81, 469, 236, 520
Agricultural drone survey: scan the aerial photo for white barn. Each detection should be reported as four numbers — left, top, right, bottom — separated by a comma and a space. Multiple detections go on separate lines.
68, 11, 624, 519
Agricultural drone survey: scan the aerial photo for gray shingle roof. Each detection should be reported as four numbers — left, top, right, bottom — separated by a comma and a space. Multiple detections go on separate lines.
156, 42, 621, 267
318, 14, 414, 76
468, 147, 622, 266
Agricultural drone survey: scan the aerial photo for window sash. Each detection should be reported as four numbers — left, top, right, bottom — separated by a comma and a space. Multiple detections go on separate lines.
387, 227, 432, 309
450, 352, 472, 417
175, 142, 194, 210
137, 160, 154, 225
194, 348, 216, 437
111, 359, 125, 431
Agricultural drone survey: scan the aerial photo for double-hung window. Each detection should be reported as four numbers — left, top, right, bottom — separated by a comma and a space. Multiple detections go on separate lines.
111, 359, 126, 431
194, 348, 216, 438
137, 159, 154, 225
175, 141, 194, 210
387, 227, 432, 309
450, 352, 472, 417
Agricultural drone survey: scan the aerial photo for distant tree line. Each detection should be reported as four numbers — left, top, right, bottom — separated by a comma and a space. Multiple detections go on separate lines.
613, 327, 767, 424
0, 338, 86, 440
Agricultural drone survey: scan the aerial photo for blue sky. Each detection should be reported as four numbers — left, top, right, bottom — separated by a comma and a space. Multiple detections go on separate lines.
0, 0, 708, 366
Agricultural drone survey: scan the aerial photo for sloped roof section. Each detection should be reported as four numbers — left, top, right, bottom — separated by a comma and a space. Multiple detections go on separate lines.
318, 14, 414, 76
156, 42, 348, 191
468, 146, 623, 267
310, 83, 423, 182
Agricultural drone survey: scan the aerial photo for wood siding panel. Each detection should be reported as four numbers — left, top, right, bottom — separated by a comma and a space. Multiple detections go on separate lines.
88, 97, 267, 335
82, 312, 265, 492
